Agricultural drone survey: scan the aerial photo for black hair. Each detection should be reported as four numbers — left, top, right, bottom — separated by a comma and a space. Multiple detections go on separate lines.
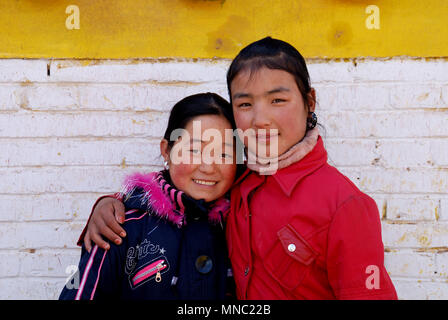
226, 36, 314, 111
163, 92, 236, 149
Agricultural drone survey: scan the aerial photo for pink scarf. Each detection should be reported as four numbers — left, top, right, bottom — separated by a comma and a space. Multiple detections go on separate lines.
245, 127, 319, 175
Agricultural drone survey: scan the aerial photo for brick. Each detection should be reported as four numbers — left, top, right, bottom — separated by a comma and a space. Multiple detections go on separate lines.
0, 111, 168, 138
324, 139, 378, 167
0, 252, 21, 277
315, 84, 390, 112
0, 193, 103, 222
19, 249, 81, 278
351, 59, 448, 83
384, 251, 436, 278
392, 279, 448, 300
0, 138, 161, 167
0, 249, 80, 279
442, 84, 448, 105
13, 82, 228, 112
436, 252, 448, 278
431, 140, 448, 166
325, 138, 446, 169
320, 110, 448, 139
388, 85, 444, 109
381, 222, 448, 248
374, 139, 432, 168
340, 167, 448, 194
0, 85, 20, 110
309, 59, 448, 84
0, 221, 85, 249
441, 200, 448, 221
386, 197, 439, 221
0, 59, 49, 83
50, 59, 230, 83
0, 166, 159, 194
308, 61, 355, 83
376, 139, 448, 168
0, 278, 64, 300
316, 83, 444, 114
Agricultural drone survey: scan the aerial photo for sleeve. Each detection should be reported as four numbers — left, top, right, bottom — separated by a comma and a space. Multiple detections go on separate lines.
326, 195, 398, 300
76, 193, 123, 246
59, 243, 124, 300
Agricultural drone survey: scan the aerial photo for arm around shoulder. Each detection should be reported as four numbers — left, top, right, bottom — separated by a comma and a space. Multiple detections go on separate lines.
77, 194, 126, 251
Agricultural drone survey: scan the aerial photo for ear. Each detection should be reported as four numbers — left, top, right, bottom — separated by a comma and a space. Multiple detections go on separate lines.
160, 139, 170, 163
307, 88, 316, 113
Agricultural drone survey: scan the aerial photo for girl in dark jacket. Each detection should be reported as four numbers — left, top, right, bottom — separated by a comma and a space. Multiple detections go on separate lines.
59, 93, 237, 300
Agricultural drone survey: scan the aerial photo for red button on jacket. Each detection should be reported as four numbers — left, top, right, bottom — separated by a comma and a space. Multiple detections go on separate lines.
226, 137, 397, 300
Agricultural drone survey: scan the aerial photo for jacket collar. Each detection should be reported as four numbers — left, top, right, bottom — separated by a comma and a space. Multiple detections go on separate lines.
271, 136, 327, 197
237, 136, 327, 197
120, 170, 230, 227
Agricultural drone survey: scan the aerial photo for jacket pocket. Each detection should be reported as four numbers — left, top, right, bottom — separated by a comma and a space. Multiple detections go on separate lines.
263, 224, 318, 291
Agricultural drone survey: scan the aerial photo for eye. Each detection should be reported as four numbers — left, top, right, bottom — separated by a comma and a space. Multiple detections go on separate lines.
237, 102, 251, 108
221, 153, 232, 159
189, 149, 200, 154
272, 98, 286, 104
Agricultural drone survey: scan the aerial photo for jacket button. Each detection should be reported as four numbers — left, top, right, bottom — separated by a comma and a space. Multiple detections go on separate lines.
195, 255, 213, 274
244, 267, 250, 276
288, 244, 296, 252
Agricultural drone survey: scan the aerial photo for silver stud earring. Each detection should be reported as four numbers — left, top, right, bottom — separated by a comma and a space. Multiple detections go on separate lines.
163, 160, 169, 170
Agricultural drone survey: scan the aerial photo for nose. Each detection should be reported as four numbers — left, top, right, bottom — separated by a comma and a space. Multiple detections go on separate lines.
252, 104, 271, 128
198, 161, 216, 175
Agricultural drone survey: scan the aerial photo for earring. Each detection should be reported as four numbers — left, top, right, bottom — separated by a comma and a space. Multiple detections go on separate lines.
163, 160, 169, 170
307, 112, 317, 130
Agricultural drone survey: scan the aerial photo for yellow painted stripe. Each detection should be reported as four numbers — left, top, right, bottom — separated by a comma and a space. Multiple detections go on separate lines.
1, 0, 447, 59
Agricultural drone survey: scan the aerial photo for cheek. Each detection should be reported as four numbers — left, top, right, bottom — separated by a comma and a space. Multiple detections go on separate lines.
281, 108, 308, 143
168, 164, 195, 188
281, 103, 308, 128
233, 108, 251, 131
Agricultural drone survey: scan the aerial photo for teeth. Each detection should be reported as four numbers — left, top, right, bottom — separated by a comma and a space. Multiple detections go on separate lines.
193, 179, 217, 186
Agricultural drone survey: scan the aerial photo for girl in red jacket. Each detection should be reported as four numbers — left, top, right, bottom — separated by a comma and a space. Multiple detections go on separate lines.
80, 37, 397, 300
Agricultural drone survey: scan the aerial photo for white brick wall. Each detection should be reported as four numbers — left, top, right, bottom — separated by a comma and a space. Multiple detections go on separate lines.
0, 57, 447, 299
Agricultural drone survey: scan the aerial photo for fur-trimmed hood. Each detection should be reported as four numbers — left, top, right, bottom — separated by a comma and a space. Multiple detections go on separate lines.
120, 171, 230, 228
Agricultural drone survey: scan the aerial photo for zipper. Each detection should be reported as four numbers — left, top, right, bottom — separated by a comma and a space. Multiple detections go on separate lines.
132, 259, 167, 285
155, 262, 163, 282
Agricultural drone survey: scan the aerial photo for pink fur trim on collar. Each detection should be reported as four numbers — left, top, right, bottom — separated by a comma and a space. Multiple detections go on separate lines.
121, 171, 229, 227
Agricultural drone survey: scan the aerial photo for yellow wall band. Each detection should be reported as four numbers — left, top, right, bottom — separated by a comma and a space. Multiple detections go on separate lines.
1, 0, 447, 59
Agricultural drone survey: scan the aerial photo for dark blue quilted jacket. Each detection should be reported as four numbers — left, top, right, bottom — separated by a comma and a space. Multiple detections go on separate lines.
59, 170, 234, 300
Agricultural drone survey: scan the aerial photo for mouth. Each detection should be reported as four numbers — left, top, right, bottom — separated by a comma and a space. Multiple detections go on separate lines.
256, 133, 278, 138
255, 133, 279, 143
193, 179, 218, 186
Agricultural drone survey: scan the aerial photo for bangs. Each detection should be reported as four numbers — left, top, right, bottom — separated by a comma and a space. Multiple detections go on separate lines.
227, 53, 310, 102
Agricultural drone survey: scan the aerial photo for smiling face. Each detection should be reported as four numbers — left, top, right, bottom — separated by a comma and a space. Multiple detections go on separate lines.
230, 67, 315, 157
161, 114, 236, 202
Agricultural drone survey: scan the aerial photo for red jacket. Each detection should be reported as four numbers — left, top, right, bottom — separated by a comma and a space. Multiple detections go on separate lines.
226, 136, 397, 300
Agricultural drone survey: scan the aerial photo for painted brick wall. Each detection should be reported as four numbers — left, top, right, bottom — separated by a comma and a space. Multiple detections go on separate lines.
0, 58, 447, 299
